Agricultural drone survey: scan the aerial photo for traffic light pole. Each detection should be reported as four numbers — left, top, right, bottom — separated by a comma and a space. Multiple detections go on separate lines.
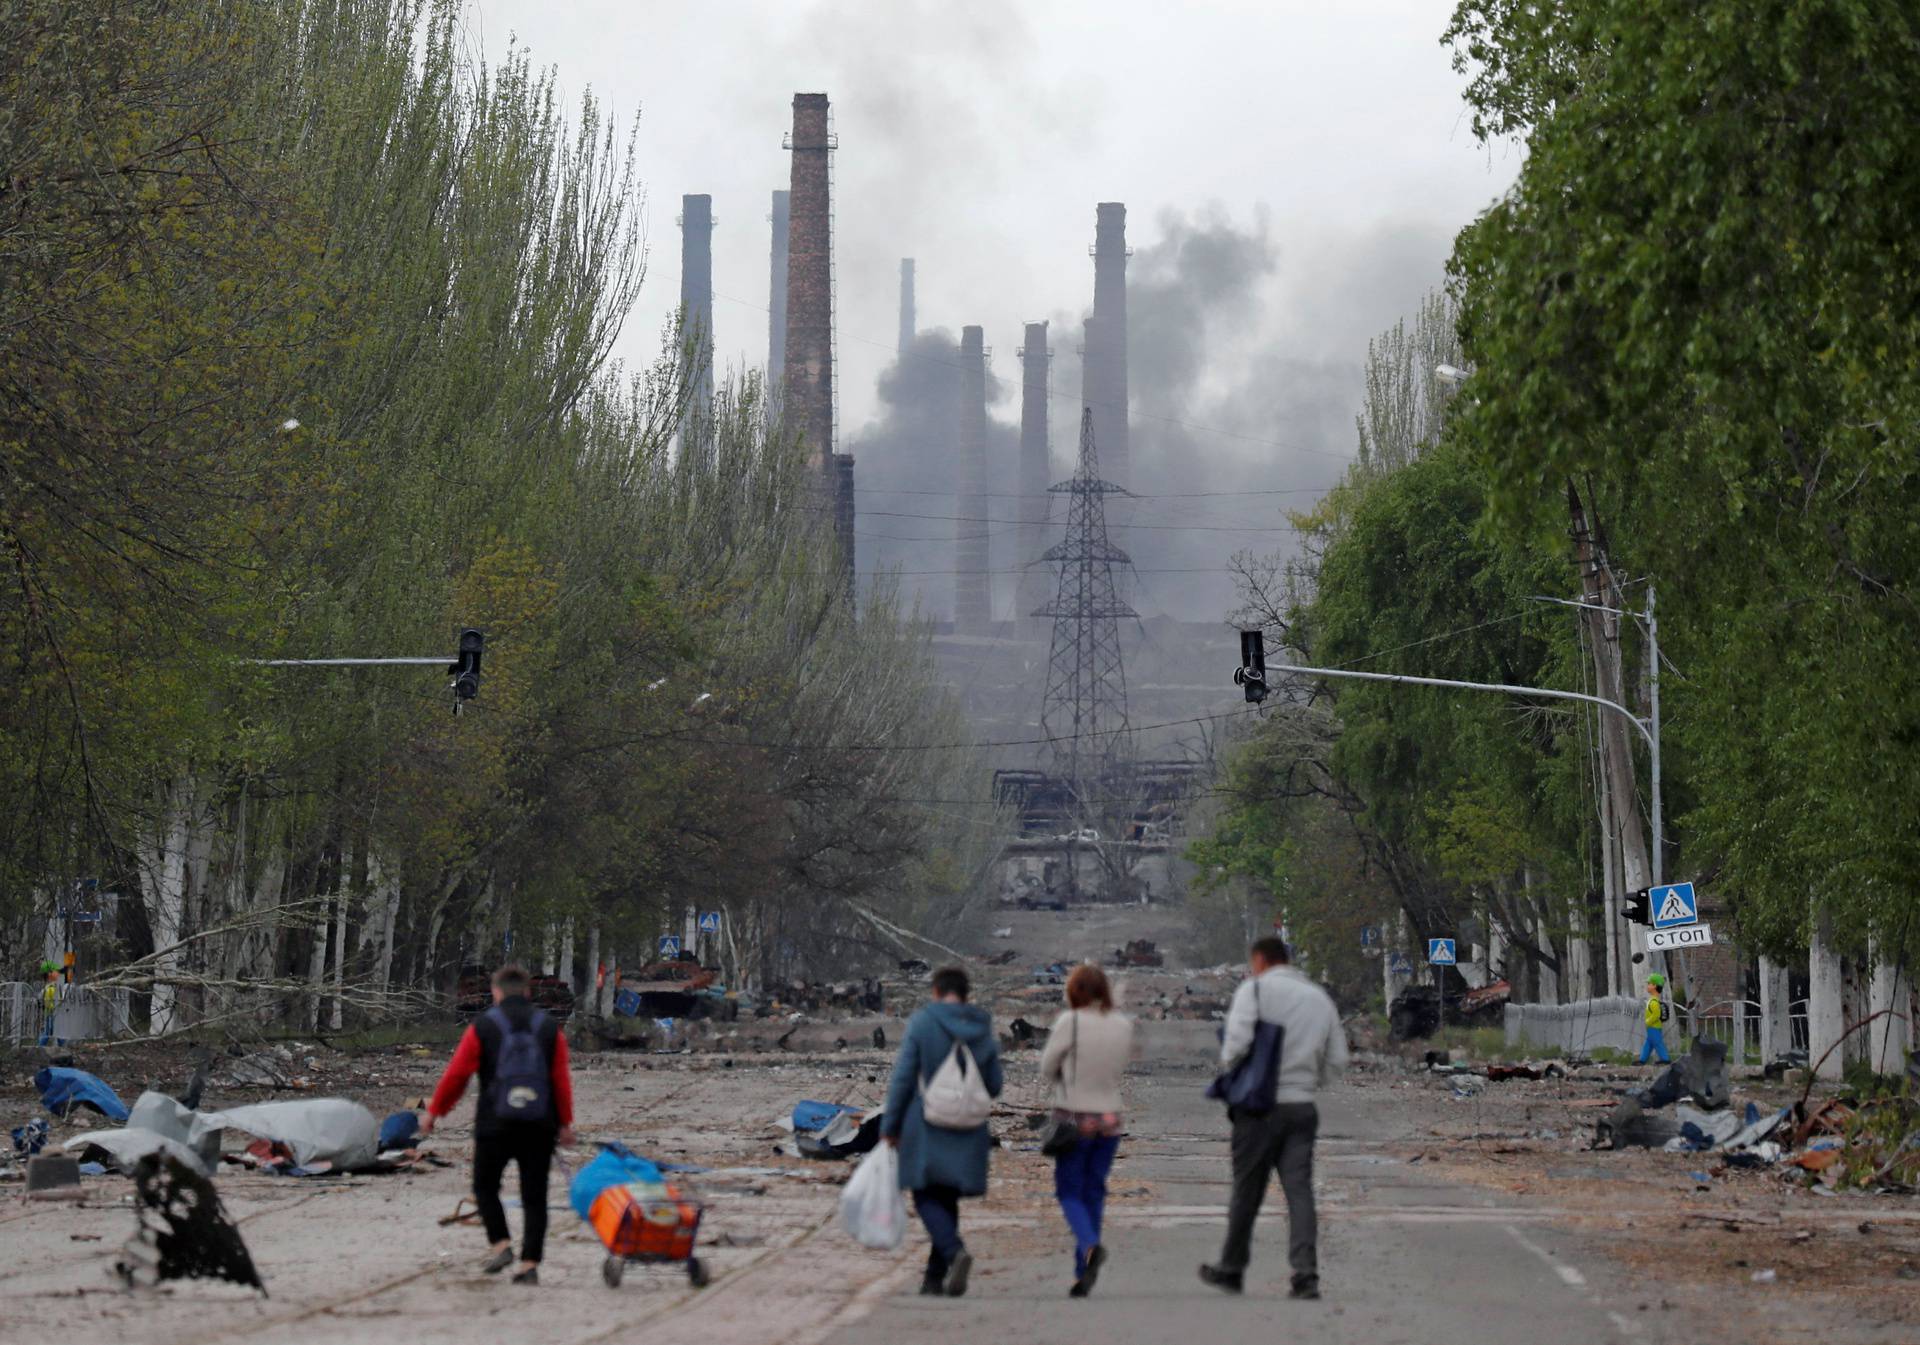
250, 629, 485, 712
1266, 645, 1662, 894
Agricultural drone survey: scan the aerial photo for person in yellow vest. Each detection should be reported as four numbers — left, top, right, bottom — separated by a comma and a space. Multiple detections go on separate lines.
38, 968, 62, 1047
1638, 973, 1671, 1064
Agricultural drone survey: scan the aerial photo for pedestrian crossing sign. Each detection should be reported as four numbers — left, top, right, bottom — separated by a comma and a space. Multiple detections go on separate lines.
658, 934, 682, 958
1427, 938, 1457, 965
698, 911, 722, 934
1651, 882, 1699, 930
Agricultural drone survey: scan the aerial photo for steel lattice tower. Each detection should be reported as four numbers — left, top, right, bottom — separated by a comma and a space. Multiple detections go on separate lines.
1035, 407, 1135, 816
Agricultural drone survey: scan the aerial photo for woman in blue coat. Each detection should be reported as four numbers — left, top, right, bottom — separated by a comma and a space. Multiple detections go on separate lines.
881, 965, 1004, 1297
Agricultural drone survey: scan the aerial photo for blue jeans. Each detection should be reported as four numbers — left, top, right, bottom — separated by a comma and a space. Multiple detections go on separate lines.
912, 1186, 963, 1279
1640, 1027, 1670, 1064
1053, 1134, 1120, 1276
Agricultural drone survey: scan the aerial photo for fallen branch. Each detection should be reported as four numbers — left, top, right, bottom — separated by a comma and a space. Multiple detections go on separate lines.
1796, 1008, 1898, 1110
847, 902, 969, 965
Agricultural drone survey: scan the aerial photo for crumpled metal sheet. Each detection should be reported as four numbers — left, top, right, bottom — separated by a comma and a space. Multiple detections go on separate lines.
65, 1090, 224, 1177
201, 1098, 378, 1171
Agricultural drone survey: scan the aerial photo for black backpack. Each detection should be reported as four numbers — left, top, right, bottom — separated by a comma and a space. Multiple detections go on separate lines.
485, 1005, 553, 1123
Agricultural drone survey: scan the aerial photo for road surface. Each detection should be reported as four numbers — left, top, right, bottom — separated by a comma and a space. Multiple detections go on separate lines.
4, 1022, 1912, 1344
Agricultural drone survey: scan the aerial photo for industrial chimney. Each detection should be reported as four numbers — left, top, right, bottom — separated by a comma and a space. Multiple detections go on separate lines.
783, 94, 835, 472
955, 325, 990, 635
768, 190, 789, 389
678, 194, 715, 433
898, 259, 915, 354
783, 93, 853, 594
1091, 203, 1130, 489
1017, 321, 1052, 640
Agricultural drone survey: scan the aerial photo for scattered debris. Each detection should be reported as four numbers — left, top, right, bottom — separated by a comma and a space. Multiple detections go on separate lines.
11, 1117, 50, 1158
66, 1090, 224, 1177
201, 1098, 379, 1171
1006, 1017, 1051, 1050
116, 1154, 265, 1294
24, 1153, 84, 1200
1486, 1062, 1566, 1082
34, 1066, 129, 1122
1110, 939, 1164, 969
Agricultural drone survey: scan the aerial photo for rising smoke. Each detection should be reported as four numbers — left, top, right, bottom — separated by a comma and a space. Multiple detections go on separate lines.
849, 207, 1458, 623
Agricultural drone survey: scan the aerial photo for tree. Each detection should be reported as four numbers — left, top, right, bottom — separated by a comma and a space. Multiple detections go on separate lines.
1443, 0, 1920, 962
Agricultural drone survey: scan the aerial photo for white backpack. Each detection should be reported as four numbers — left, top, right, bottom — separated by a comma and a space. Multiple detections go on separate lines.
919, 1038, 993, 1130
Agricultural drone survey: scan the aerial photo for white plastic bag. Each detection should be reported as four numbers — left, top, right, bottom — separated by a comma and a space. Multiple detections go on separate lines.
839, 1143, 907, 1250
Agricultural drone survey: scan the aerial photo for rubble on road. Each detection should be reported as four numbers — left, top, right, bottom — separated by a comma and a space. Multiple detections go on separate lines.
35, 1066, 128, 1122
66, 1090, 224, 1176
201, 1098, 379, 1172
116, 1154, 264, 1293
1388, 980, 1511, 1041
1109, 939, 1165, 968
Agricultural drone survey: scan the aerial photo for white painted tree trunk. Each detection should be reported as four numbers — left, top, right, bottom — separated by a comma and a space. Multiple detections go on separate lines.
371, 853, 401, 1001
247, 843, 286, 982
585, 924, 600, 1017
1868, 951, 1913, 1075
1809, 903, 1847, 1081
141, 779, 193, 1036
306, 875, 330, 1033
1758, 956, 1791, 1065
329, 854, 349, 1031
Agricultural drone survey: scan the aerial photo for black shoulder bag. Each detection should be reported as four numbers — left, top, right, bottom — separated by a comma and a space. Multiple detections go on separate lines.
1206, 976, 1285, 1116
1038, 1011, 1080, 1157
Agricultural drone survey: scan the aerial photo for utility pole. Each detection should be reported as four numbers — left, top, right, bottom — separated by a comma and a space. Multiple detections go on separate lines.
1568, 485, 1666, 991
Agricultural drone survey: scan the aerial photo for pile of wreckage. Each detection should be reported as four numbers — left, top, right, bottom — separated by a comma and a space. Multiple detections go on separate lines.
13, 1065, 442, 1182
1597, 1041, 1920, 1191
1426, 1036, 1920, 1192
1389, 979, 1511, 1040
8, 1062, 452, 1294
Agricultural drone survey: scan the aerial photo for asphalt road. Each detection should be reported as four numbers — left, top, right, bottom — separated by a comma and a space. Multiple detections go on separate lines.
839, 1026, 1662, 1345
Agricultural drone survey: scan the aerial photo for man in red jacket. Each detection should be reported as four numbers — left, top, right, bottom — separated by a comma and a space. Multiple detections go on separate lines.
423, 964, 576, 1284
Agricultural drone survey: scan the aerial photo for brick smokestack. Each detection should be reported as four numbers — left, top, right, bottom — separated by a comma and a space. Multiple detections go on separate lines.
955, 325, 990, 634
783, 94, 834, 472
898, 259, 915, 354
679, 194, 715, 429
1017, 321, 1051, 639
767, 190, 789, 388
1091, 202, 1129, 488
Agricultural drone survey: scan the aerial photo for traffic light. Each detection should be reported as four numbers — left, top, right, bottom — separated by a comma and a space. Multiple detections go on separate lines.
1234, 629, 1269, 704
1624, 888, 1651, 926
449, 629, 484, 706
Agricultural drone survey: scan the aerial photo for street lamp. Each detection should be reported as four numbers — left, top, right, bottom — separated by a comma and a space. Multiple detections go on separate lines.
1432, 364, 1471, 386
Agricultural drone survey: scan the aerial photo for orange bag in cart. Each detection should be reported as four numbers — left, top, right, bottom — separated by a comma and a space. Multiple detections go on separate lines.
589, 1181, 699, 1260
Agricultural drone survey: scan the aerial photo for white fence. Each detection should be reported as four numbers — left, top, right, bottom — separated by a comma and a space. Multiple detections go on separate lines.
1504, 995, 1644, 1056
0, 982, 134, 1046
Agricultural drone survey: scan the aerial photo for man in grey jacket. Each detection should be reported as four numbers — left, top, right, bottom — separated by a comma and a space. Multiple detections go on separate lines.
1199, 936, 1349, 1300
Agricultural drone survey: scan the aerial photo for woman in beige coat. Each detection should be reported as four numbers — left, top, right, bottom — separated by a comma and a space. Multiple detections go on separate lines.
1038, 963, 1134, 1298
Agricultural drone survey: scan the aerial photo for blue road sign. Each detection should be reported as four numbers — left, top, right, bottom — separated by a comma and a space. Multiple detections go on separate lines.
1388, 951, 1413, 976
658, 934, 682, 958
1427, 938, 1457, 966
698, 911, 722, 934
1651, 882, 1699, 930
1360, 925, 1381, 948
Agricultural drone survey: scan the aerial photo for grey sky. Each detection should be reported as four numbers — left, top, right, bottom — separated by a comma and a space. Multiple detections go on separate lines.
470, 0, 1519, 616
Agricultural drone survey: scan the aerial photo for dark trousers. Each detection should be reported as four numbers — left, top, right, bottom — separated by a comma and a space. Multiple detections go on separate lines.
474, 1127, 555, 1263
913, 1185, 963, 1278
1219, 1102, 1318, 1281
1053, 1134, 1121, 1275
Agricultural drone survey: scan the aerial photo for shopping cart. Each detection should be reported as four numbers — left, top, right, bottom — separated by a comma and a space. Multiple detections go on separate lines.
569, 1142, 710, 1291
589, 1180, 709, 1289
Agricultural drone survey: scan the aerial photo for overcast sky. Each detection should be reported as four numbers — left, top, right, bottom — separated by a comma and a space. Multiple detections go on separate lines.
468, 0, 1521, 617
